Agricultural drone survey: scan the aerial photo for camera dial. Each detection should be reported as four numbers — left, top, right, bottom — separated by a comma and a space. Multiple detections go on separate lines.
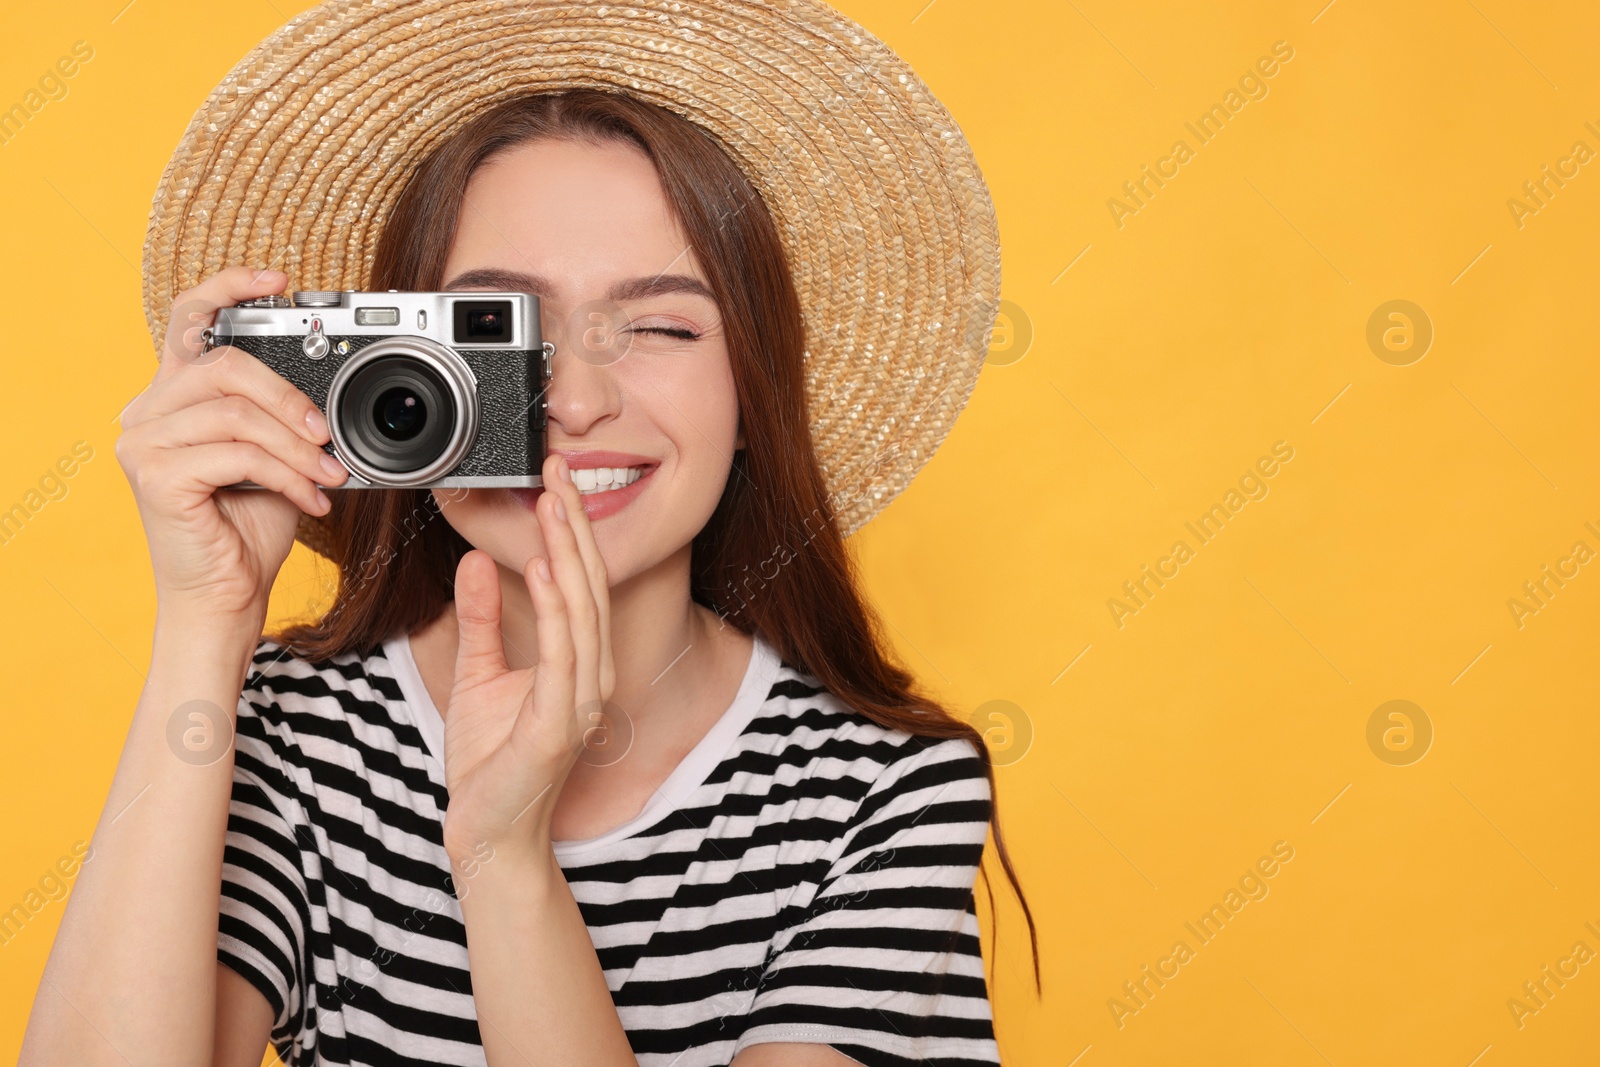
293, 291, 342, 307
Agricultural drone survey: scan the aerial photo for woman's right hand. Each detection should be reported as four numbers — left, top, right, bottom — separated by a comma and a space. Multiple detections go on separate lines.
116, 266, 349, 625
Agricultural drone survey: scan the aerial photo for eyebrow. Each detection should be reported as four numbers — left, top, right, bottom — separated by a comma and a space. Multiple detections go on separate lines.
441, 266, 716, 303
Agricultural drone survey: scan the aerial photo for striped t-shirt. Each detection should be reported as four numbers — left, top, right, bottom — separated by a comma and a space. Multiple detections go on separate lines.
220, 628, 1000, 1066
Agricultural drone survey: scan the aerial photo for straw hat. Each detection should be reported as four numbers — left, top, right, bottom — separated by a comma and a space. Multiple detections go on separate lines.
140, 0, 1001, 555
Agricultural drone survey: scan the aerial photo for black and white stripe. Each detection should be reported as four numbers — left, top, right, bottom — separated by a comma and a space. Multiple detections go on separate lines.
219, 631, 999, 1066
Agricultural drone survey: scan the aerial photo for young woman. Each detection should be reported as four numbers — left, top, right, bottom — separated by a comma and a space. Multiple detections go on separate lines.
25, 31, 1037, 1067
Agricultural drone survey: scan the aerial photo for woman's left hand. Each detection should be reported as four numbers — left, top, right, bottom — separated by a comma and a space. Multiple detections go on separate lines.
438, 452, 615, 872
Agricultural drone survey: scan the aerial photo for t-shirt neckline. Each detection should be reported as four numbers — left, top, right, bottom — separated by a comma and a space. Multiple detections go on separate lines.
380, 627, 781, 857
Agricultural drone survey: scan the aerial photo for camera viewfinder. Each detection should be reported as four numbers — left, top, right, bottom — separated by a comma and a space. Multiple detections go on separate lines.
453, 299, 514, 344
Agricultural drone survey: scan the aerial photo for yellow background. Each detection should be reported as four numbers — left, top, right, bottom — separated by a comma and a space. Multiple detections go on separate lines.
2, 1, 1597, 1063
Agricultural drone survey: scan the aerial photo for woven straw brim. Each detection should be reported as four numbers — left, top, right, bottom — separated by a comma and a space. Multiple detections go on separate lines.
141, 0, 1000, 552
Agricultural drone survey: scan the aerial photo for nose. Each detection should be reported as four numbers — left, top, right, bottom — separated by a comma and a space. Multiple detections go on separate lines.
541, 302, 624, 437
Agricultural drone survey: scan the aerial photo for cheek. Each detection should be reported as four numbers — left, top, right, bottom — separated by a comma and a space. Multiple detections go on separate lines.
667, 353, 740, 447
625, 354, 739, 532
662, 366, 739, 486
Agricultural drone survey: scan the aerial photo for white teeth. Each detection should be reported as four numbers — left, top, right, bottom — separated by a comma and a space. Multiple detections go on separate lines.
574, 466, 646, 495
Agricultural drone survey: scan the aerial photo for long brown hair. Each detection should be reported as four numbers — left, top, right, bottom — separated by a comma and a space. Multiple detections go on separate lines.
273, 88, 1040, 998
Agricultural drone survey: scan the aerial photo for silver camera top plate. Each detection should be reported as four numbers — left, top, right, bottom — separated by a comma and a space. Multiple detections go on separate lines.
215, 290, 540, 351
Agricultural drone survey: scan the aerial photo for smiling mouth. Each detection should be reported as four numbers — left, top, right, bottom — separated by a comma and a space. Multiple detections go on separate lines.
570, 464, 655, 495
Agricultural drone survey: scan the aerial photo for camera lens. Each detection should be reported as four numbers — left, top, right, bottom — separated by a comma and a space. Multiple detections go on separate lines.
325, 336, 480, 488
336, 353, 457, 475
374, 386, 427, 440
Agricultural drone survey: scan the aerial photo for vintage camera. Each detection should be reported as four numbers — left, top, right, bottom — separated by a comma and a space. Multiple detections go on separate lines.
208, 290, 552, 489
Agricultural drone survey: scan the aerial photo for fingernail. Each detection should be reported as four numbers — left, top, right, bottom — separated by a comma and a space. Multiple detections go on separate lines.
553, 495, 568, 522
536, 557, 552, 582
320, 453, 344, 480
306, 408, 329, 440
315, 489, 331, 512
559, 456, 572, 483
